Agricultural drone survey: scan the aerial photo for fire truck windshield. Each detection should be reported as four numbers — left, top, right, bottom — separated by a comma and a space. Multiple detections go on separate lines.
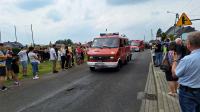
92, 38, 119, 48
131, 41, 139, 46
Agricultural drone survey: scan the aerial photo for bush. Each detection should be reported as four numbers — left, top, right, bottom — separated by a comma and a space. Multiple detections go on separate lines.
12, 48, 21, 55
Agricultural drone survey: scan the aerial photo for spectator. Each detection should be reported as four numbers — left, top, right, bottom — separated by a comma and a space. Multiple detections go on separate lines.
44, 48, 50, 61
172, 31, 200, 112
28, 47, 40, 80
18, 47, 28, 77
164, 42, 178, 96
5, 47, 13, 80
50, 45, 58, 73
38, 48, 45, 62
80, 46, 85, 64
65, 46, 71, 69
151, 43, 156, 65
57, 48, 62, 69
68, 45, 72, 68
163, 38, 170, 56
175, 38, 187, 60
154, 40, 163, 67
11, 57, 20, 86
0, 43, 8, 91
76, 45, 82, 65
60, 45, 66, 70
71, 46, 75, 66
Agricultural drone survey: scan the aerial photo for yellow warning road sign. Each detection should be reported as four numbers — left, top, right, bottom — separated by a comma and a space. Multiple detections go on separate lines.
176, 13, 192, 26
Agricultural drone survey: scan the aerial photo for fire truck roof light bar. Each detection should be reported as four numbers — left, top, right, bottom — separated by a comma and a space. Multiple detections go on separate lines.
100, 32, 119, 36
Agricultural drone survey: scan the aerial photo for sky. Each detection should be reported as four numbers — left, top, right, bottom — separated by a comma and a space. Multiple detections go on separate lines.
0, 0, 199, 45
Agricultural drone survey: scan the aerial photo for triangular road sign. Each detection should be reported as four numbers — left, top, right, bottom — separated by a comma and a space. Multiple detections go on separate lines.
176, 13, 192, 26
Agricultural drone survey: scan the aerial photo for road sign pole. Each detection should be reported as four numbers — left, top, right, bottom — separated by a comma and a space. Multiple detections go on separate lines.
173, 13, 179, 37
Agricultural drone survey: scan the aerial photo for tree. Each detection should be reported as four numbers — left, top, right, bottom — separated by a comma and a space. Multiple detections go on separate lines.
55, 39, 73, 45
161, 32, 167, 41
66, 39, 73, 45
169, 34, 175, 41
156, 28, 162, 37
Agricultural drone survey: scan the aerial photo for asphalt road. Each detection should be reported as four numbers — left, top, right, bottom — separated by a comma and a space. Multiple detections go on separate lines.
0, 50, 151, 112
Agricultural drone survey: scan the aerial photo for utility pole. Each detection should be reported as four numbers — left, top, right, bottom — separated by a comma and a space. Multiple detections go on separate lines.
14, 25, 18, 42
0, 31, 1, 43
31, 24, 35, 46
144, 35, 146, 42
151, 29, 153, 40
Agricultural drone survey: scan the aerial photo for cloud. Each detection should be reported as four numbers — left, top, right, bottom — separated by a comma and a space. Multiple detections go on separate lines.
0, 0, 200, 45
151, 11, 161, 16
47, 10, 62, 22
17, 0, 54, 11
106, 0, 149, 5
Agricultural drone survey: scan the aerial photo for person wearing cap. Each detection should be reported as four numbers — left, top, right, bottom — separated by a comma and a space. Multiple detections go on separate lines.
0, 43, 8, 91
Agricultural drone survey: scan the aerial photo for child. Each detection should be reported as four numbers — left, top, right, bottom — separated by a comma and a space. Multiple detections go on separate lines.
11, 57, 20, 86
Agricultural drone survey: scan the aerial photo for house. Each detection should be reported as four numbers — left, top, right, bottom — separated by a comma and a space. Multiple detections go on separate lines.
165, 26, 196, 38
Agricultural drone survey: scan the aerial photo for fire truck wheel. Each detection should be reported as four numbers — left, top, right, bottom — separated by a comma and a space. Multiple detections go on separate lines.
124, 58, 128, 65
129, 55, 132, 61
90, 67, 95, 71
115, 61, 122, 71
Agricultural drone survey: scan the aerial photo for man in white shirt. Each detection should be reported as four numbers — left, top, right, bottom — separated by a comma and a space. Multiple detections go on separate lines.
50, 45, 58, 73
18, 47, 28, 77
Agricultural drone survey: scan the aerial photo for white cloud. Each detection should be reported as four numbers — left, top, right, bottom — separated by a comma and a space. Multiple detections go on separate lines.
0, 0, 199, 45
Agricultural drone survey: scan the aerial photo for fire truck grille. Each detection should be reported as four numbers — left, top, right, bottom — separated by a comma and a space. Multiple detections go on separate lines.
93, 56, 110, 61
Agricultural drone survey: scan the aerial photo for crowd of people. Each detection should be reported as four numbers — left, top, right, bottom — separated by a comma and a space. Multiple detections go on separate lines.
152, 37, 188, 96
0, 43, 87, 91
152, 31, 200, 112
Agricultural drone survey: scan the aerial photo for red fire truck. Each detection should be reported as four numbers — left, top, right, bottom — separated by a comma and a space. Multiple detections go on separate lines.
87, 33, 132, 71
130, 40, 144, 52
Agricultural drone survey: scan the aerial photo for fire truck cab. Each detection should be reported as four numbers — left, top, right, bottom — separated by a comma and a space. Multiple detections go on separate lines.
87, 33, 132, 71
130, 40, 144, 52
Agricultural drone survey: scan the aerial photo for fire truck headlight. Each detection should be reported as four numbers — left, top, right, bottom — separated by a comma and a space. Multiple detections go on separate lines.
89, 56, 94, 59
110, 56, 114, 59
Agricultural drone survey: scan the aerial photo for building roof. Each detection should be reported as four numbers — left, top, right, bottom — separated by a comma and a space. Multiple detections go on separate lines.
165, 26, 182, 36
165, 26, 196, 38
3, 41, 23, 48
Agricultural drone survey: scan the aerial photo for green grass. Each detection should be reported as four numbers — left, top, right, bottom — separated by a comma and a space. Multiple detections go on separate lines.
21, 61, 62, 79
5, 55, 88, 85
5, 61, 61, 85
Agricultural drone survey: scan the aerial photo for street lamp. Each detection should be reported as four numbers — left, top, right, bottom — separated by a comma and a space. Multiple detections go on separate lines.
167, 11, 179, 36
